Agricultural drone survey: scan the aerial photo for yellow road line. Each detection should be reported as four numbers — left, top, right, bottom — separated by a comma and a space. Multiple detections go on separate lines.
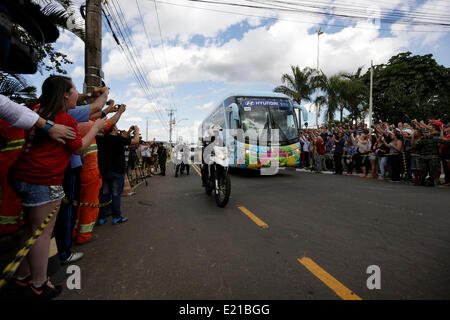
297, 257, 362, 300
192, 163, 202, 176
237, 206, 269, 229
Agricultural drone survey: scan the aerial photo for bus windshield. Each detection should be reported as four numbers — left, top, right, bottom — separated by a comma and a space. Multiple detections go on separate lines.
236, 97, 299, 143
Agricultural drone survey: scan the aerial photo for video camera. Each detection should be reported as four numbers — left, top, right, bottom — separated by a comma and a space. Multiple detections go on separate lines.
0, 0, 59, 74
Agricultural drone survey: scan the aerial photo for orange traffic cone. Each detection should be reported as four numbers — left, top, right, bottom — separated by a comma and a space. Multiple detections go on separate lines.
122, 174, 135, 197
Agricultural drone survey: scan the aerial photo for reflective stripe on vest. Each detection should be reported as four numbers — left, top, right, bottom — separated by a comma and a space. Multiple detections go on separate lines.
83, 143, 98, 156
0, 139, 25, 152
0, 212, 24, 225
79, 222, 96, 234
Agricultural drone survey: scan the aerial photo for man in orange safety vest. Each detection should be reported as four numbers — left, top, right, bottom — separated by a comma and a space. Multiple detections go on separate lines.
72, 103, 126, 244
0, 119, 25, 234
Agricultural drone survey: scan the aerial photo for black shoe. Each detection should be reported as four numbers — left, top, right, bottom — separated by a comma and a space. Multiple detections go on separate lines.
1, 275, 31, 299
27, 279, 62, 300
175, 174, 178, 177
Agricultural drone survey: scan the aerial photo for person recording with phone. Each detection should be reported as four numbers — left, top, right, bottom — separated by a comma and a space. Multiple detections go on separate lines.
98, 124, 140, 225
72, 101, 126, 245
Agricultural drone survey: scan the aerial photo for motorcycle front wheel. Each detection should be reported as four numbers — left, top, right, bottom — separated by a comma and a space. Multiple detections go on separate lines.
214, 166, 231, 208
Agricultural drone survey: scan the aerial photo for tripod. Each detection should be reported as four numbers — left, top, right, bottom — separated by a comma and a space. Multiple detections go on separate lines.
127, 154, 148, 187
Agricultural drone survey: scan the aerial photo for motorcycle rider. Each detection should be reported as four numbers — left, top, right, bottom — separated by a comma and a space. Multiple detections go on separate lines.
174, 144, 190, 177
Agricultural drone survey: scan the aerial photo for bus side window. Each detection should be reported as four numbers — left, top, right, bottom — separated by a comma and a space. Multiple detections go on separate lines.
287, 114, 295, 128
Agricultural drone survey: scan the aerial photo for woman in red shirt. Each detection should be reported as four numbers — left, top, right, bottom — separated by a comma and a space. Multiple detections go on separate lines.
8, 75, 107, 299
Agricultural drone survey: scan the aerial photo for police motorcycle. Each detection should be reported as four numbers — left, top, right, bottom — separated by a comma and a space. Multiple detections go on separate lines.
201, 125, 231, 208
173, 144, 189, 177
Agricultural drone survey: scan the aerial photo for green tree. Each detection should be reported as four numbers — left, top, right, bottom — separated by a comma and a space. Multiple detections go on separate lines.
274, 65, 323, 126
315, 72, 347, 123
1, 1, 85, 104
364, 52, 450, 123
274, 65, 317, 104
341, 66, 368, 123
18, 0, 86, 74
0, 72, 37, 104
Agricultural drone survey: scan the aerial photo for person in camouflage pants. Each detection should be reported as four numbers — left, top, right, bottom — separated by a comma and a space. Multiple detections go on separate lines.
411, 127, 450, 186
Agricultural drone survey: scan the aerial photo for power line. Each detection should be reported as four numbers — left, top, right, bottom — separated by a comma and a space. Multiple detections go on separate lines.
136, 0, 180, 121
168, 0, 450, 31
152, 0, 450, 33
135, 0, 168, 89
111, 0, 173, 132
104, 0, 171, 133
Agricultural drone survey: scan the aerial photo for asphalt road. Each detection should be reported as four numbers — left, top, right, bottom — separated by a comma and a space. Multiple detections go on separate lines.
55, 163, 450, 300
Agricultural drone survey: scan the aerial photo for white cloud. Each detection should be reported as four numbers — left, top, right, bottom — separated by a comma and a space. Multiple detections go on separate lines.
70, 66, 84, 79
194, 102, 214, 110
390, 0, 449, 46
56, 33, 84, 63
57, 0, 450, 139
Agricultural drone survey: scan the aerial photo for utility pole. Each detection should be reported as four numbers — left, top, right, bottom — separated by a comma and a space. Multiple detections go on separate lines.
368, 60, 374, 134
167, 108, 176, 155
315, 27, 324, 129
84, 0, 103, 94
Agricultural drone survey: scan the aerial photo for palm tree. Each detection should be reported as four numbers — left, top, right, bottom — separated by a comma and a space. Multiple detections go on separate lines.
316, 67, 368, 124
341, 66, 368, 124
0, 72, 37, 104
314, 72, 344, 123
0, 1, 85, 101
274, 65, 316, 105
36, 0, 85, 41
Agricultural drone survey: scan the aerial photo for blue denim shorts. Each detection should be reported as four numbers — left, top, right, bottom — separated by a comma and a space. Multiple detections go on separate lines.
411, 156, 420, 171
8, 178, 65, 207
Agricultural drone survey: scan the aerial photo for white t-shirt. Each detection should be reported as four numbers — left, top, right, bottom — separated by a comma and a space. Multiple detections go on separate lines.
0, 94, 39, 128
141, 145, 151, 157
301, 138, 310, 152
357, 140, 371, 153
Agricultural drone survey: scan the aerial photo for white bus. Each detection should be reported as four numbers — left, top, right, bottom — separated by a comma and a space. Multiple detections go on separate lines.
200, 92, 308, 168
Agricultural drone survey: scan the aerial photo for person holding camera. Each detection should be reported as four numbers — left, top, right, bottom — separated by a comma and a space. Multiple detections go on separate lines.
54, 85, 110, 264
383, 131, 403, 181
7, 75, 107, 299
98, 125, 140, 225
375, 134, 390, 181
333, 132, 345, 174
352, 133, 371, 178
72, 103, 126, 244
157, 142, 167, 176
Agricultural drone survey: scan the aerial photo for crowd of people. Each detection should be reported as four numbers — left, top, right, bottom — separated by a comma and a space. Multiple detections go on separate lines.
298, 120, 450, 186
125, 139, 168, 184
0, 75, 163, 299
1, 75, 449, 300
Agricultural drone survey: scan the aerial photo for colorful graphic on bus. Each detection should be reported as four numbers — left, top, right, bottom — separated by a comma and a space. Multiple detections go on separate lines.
201, 92, 308, 169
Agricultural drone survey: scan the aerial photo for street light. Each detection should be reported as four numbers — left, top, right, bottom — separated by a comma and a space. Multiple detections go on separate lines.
174, 118, 189, 143
315, 27, 324, 129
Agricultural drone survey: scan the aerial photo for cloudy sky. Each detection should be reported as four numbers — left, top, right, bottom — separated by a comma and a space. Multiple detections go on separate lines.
27, 0, 450, 143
